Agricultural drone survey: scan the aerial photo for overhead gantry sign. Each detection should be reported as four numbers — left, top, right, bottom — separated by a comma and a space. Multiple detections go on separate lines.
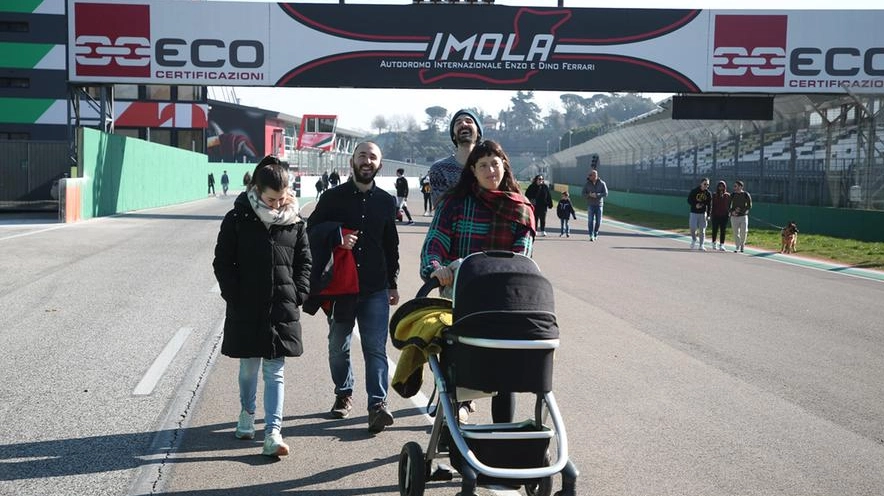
67, 1, 884, 95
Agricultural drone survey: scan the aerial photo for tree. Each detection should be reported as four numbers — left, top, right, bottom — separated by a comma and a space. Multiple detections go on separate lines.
506, 91, 543, 132
424, 106, 448, 132
371, 115, 388, 135
559, 93, 587, 129
544, 109, 566, 135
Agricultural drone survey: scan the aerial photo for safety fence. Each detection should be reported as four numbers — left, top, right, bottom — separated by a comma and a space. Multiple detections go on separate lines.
546, 94, 884, 211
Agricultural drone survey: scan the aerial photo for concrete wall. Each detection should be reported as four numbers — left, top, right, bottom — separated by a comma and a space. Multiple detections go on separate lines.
79, 128, 208, 219
70, 129, 419, 221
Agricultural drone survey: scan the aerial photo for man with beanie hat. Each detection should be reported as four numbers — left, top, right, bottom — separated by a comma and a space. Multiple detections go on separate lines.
428, 109, 483, 205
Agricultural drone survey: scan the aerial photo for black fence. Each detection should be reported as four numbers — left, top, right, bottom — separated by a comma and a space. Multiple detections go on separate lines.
0, 141, 70, 211
553, 157, 884, 210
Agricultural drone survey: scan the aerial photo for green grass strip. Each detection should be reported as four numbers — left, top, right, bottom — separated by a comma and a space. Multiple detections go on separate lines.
533, 183, 884, 271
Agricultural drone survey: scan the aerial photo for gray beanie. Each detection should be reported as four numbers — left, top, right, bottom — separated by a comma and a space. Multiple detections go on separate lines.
449, 109, 483, 145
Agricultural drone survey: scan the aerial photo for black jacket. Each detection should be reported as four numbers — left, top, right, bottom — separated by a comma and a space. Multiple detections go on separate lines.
556, 198, 577, 220
213, 192, 312, 358
307, 179, 399, 295
687, 187, 712, 214
395, 176, 409, 198
525, 182, 553, 211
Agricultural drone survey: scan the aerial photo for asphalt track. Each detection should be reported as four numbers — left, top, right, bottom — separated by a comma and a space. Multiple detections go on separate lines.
1, 191, 883, 496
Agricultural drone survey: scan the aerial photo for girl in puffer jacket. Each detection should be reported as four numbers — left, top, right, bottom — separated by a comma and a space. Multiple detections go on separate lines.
213, 155, 312, 457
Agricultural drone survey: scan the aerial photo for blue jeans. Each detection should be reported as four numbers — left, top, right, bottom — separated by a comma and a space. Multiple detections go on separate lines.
588, 205, 603, 236
328, 290, 391, 407
239, 357, 285, 434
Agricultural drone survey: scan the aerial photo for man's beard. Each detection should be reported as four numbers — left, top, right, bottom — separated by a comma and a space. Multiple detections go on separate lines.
351, 163, 379, 184
455, 128, 475, 146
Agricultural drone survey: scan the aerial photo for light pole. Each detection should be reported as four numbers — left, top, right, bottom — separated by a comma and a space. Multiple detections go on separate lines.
568, 130, 573, 149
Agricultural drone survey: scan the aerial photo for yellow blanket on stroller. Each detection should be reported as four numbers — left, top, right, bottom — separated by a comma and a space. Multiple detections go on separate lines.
391, 306, 451, 398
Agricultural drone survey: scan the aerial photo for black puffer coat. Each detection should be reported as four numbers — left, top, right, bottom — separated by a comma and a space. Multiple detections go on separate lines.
213, 192, 312, 358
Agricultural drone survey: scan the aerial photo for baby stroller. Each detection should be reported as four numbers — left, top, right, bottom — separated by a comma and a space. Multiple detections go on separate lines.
390, 251, 578, 496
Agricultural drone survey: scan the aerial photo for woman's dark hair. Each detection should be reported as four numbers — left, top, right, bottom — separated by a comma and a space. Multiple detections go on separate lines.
448, 140, 520, 198
250, 155, 288, 192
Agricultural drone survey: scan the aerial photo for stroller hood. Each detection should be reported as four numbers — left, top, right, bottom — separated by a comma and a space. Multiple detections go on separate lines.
451, 252, 558, 340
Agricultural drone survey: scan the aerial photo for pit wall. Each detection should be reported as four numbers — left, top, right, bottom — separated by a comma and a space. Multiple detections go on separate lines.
68, 128, 417, 221
77, 128, 209, 220
555, 186, 884, 242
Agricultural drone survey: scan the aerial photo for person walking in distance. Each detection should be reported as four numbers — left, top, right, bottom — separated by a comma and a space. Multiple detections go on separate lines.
328, 169, 340, 188
306, 142, 401, 433
212, 155, 312, 457
208, 172, 216, 196
687, 177, 712, 251
221, 170, 230, 196
395, 168, 414, 225
428, 109, 483, 206
581, 169, 608, 241
710, 180, 731, 251
420, 173, 433, 216
729, 180, 752, 253
556, 190, 578, 237
525, 174, 553, 236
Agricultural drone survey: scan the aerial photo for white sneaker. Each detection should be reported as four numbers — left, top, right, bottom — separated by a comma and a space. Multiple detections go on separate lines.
699, 245, 707, 251
541, 231, 547, 237
234, 410, 255, 440
711, 243, 718, 250
718, 244, 726, 251
457, 400, 477, 423
262, 430, 289, 457
690, 241, 696, 250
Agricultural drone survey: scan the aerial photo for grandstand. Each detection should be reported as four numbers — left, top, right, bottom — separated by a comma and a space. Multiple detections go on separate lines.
545, 95, 884, 210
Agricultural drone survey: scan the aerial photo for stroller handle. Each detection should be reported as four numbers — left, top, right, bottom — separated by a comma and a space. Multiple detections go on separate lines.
416, 278, 440, 298
417, 258, 461, 298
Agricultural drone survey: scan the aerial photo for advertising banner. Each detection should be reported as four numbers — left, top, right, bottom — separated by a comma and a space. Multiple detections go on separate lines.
67, 1, 884, 94
70, 0, 270, 85
206, 106, 263, 163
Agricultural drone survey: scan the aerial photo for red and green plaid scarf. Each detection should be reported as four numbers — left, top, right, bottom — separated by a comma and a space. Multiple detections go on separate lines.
474, 184, 536, 249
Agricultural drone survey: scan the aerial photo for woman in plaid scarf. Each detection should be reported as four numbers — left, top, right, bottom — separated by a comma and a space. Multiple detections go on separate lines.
419, 140, 535, 424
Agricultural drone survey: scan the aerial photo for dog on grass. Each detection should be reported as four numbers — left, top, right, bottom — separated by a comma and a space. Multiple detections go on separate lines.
780, 221, 799, 254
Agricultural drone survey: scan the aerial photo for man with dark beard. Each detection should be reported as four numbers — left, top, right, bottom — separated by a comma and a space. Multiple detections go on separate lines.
428, 109, 483, 206
306, 141, 401, 434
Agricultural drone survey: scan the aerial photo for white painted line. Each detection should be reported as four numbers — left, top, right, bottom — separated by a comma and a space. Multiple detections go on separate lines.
133, 327, 192, 395
0, 224, 69, 242
209, 282, 220, 293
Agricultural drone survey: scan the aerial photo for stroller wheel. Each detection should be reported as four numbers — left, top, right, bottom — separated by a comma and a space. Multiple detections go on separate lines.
525, 452, 553, 496
398, 442, 427, 496
525, 478, 553, 496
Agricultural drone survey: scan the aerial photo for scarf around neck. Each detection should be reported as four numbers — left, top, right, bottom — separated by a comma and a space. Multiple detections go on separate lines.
247, 187, 300, 228
473, 184, 536, 248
